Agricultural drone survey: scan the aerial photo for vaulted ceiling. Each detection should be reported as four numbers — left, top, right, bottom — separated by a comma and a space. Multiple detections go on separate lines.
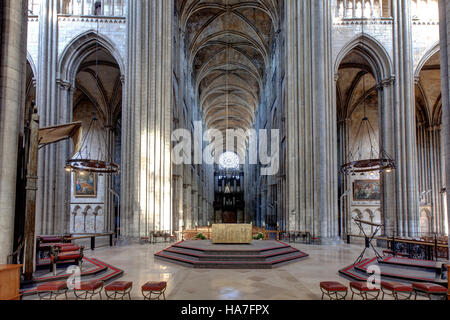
178, 0, 279, 155
415, 51, 442, 126
73, 48, 122, 125
336, 50, 378, 122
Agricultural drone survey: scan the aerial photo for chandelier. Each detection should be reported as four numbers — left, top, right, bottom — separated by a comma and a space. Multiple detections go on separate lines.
65, 18, 120, 176
340, 19, 395, 176
65, 114, 120, 175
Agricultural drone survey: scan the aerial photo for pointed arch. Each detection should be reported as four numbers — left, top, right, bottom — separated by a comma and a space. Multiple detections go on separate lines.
58, 30, 125, 86
334, 34, 393, 83
414, 42, 440, 78
27, 52, 37, 78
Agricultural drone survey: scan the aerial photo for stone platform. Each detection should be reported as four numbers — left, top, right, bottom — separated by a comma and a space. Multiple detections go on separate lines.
154, 240, 309, 269
340, 256, 448, 286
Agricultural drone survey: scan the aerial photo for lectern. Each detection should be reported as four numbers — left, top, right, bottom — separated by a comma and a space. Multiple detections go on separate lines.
0, 265, 22, 300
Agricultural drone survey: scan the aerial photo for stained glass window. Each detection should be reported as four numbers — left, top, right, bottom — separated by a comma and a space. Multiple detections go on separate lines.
218, 152, 240, 170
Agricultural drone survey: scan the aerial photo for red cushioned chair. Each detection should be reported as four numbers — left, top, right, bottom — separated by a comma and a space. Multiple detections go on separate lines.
141, 281, 167, 300
36, 281, 68, 300
380, 281, 413, 300
412, 282, 447, 300
320, 281, 348, 300
73, 280, 104, 300
104, 281, 133, 300
349, 281, 381, 300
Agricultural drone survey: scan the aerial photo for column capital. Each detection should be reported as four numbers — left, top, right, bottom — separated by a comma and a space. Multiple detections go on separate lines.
414, 76, 420, 85
56, 79, 73, 91
334, 73, 340, 82
429, 125, 441, 132
376, 75, 395, 89
338, 117, 352, 125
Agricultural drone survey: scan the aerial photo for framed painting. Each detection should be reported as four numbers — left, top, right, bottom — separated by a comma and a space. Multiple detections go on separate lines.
353, 180, 380, 201
74, 171, 97, 198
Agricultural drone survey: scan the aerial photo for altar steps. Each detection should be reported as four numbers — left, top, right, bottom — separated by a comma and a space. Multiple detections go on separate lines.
339, 256, 448, 286
155, 240, 309, 269
20, 257, 124, 297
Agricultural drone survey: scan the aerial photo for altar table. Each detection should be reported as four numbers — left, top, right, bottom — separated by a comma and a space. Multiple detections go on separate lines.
211, 224, 253, 244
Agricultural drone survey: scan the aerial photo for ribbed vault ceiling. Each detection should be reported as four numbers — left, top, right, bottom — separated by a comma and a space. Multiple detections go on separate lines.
178, 0, 278, 156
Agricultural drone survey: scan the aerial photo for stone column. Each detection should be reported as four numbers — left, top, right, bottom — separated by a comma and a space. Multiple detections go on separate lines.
123, 0, 173, 237
438, 0, 450, 248
173, 173, 183, 233
286, 1, 338, 242
390, 0, 420, 236
338, 117, 351, 236
183, 164, 192, 229
378, 77, 396, 237
192, 189, 198, 227
55, 79, 74, 234
0, 0, 28, 263
35, 0, 61, 235
104, 122, 115, 233
439, 126, 447, 235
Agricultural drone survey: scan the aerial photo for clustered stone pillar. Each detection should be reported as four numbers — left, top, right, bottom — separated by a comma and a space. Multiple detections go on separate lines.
123, 0, 173, 237
0, 0, 28, 263
285, 1, 338, 242
438, 0, 450, 249
36, 0, 69, 235
183, 172, 192, 229
388, 0, 420, 236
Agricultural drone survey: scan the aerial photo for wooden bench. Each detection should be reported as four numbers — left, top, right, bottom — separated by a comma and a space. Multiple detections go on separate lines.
151, 231, 177, 244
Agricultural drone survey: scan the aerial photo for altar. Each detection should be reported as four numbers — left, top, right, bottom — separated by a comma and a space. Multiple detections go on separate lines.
211, 224, 253, 244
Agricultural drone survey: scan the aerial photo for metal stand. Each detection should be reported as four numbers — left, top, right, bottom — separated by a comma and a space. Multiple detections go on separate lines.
353, 219, 383, 264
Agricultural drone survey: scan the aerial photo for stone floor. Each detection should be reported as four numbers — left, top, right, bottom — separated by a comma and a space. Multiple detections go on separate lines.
26, 240, 439, 300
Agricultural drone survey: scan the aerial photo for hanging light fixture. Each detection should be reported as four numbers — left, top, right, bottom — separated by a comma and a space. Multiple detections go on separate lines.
65, 11, 120, 176
340, 16, 395, 176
